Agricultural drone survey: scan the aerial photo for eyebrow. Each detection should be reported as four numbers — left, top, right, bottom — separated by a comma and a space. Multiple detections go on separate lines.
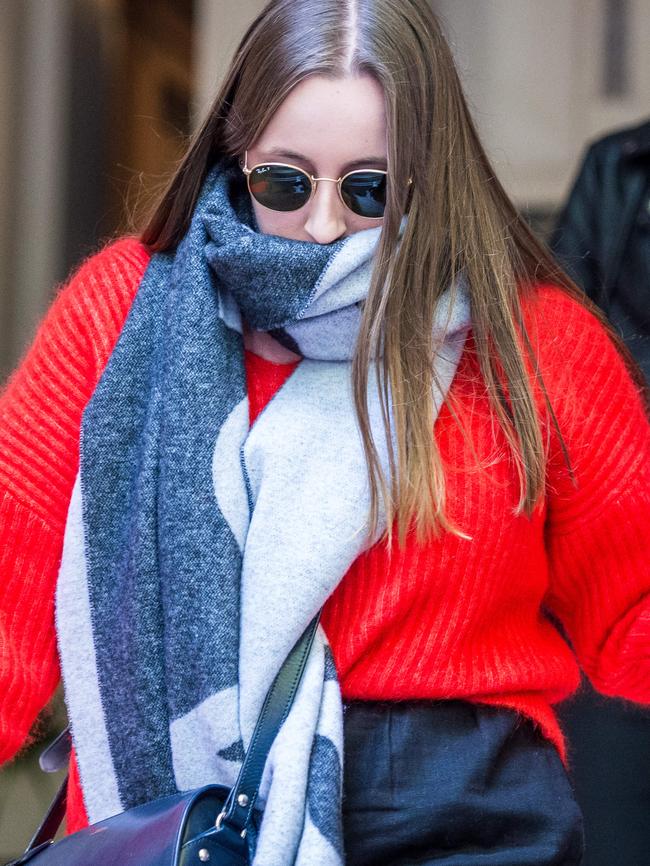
261, 147, 388, 171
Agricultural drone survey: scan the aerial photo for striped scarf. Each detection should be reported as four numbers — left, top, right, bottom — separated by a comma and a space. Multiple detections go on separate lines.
56, 158, 470, 865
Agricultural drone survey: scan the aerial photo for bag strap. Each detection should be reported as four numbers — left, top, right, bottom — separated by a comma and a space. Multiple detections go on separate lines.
216, 613, 321, 837
38, 726, 72, 773
25, 615, 320, 852
25, 776, 68, 853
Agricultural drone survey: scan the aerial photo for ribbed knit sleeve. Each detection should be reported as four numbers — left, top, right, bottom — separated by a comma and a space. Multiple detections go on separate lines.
534, 288, 650, 704
0, 238, 150, 764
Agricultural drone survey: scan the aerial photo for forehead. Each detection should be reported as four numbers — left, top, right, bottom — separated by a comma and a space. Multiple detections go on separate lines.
254, 74, 387, 164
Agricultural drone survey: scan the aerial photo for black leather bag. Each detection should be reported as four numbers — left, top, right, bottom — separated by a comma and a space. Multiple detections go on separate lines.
6, 617, 319, 866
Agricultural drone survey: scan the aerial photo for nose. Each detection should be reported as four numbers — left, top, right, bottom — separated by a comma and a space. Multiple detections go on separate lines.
303, 179, 347, 244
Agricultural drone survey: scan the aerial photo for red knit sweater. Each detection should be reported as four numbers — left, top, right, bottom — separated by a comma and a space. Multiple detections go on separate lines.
1, 238, 649, 834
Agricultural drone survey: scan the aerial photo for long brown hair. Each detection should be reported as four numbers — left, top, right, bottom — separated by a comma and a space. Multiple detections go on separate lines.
142, 0, 579, 545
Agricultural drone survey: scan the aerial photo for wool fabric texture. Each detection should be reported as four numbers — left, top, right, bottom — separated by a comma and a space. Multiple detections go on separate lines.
1, 231, 650, 839
51, 160, 469, 866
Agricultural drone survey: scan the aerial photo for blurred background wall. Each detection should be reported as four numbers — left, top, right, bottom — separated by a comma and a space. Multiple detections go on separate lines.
2, 0, 650, 382
0, 0, 649, 861
438, 0, 650, 208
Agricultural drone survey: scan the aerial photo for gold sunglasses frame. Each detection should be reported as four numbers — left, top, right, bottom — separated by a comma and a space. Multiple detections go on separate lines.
240, 150, 388, 220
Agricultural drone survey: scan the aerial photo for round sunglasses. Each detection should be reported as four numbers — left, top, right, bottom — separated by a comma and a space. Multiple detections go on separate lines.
241, 151, 388, 219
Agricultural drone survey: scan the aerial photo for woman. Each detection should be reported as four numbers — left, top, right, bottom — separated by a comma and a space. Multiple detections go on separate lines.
1, 1, 648, 864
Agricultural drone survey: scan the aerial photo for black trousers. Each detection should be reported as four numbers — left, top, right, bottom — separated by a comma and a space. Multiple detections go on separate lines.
342, 701, 585, 866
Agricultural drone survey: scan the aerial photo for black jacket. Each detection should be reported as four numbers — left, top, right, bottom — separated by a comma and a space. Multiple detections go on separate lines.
551, 120, 650, 866
552, 119, 650, 380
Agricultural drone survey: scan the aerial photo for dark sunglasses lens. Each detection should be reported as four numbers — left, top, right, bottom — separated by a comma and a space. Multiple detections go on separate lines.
248, 165, 312, 212
340, 172, 387, 218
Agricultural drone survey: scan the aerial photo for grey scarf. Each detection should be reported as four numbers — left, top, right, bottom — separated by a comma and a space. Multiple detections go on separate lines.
56, 159, 470, 865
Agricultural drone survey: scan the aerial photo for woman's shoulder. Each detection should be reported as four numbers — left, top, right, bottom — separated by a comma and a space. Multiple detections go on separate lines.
519, 282, 630, 387
45, 236, 151, 358
90, 234, 151, 270
0, 239, 152, 526
520, 282, 647, 446
521, 283, 607, 349
60, 236, 151, 307
3, 237, 151, 405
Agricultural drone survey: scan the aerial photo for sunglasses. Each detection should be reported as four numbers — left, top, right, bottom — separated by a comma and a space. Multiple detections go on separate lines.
241, 150, 388, 219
